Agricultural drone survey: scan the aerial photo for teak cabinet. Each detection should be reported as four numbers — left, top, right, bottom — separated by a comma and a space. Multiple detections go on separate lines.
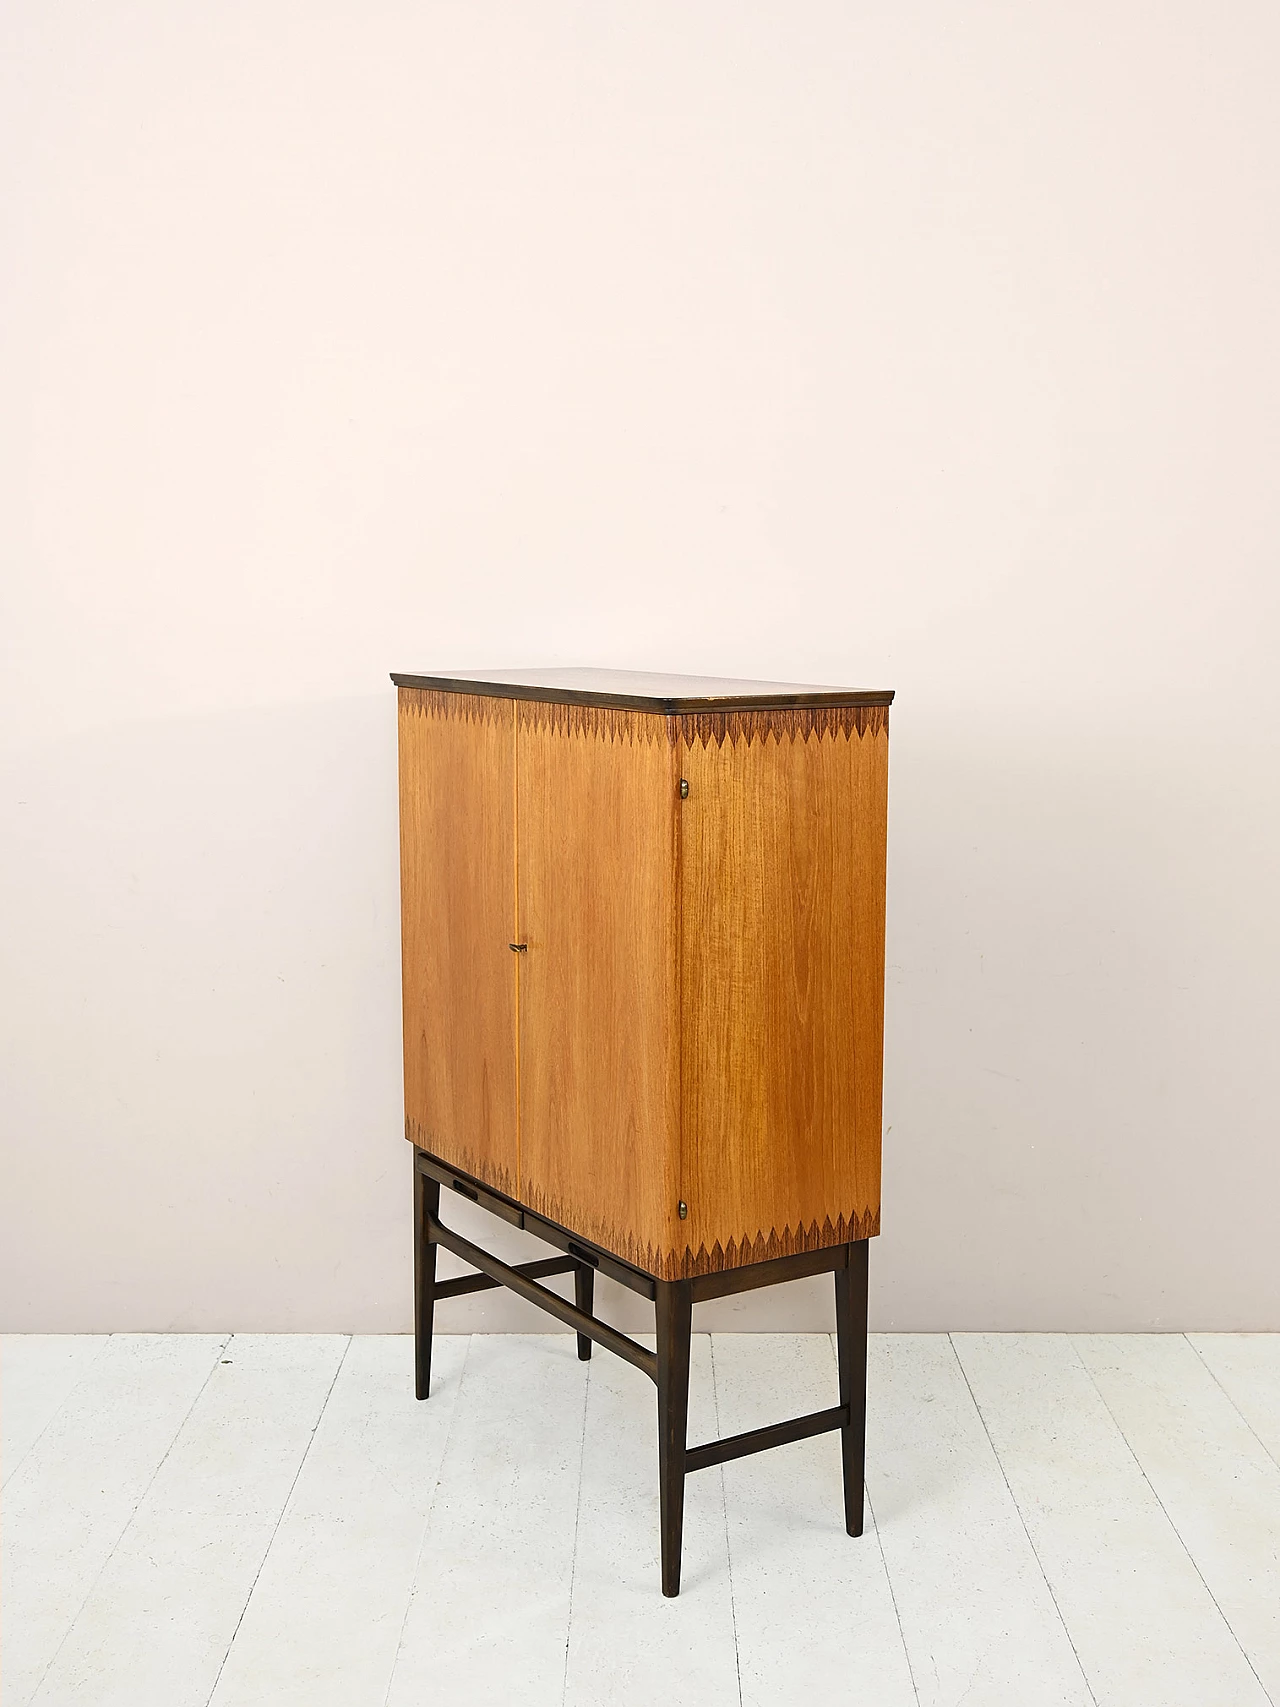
394, 666, 893, 1595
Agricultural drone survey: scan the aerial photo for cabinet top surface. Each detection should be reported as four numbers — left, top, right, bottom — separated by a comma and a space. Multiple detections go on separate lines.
390, 666, 894, 712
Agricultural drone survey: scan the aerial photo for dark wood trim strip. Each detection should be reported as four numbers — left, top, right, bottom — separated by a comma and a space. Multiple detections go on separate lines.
428, 1214, 659, 1381
433, 1254, 578, 1300
685, 1405, 849, 1473
689, 1241, 849, 1301
392, 673, 894, 714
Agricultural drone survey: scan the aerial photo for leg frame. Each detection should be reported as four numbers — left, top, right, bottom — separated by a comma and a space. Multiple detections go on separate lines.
410, 1148, 872, 1593
413, 1163, 439, 1400
655, 1279, 693, 1597
574, 1262, 595, 1361
834, 1239, 869, 1535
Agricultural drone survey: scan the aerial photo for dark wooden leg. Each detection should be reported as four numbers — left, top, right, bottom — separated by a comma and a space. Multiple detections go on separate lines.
655, 1278, 693, 1597
834, 1240, 869, 1536
414, 1163, 440, 1400
574, 1264, 594, 1361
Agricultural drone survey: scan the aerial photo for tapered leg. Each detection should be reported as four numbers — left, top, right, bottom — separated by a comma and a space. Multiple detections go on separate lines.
655, 1278, 693, 1596
574, 1264, 595, 1361
414, 1163, 440, 1399
834, 1240, 869, 1536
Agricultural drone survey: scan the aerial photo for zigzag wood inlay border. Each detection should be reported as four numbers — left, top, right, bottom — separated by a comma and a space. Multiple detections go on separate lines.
517, 699, 679, 746
683, 702, 888, 748
409, 1128, 878, 1280
508, 1173, 879, 1281
402, 687, 888, 749
407, 1120, 516, 1201
400, 687, 510, 726
673, 1208, 881, 1279
519, 1178, 675, 1276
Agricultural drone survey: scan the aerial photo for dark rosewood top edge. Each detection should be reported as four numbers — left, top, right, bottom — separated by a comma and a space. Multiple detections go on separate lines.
389, 667, 894, 713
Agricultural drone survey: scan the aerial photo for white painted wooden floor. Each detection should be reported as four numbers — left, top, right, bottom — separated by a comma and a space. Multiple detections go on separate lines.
3, 1333, 1279, 1707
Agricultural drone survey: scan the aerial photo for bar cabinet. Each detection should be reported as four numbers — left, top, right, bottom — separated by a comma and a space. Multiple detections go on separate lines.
393, 666, 892, 1595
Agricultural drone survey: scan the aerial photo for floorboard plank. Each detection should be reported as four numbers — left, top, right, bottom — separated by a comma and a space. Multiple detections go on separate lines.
955, 1333, 1271, 1707
562, 1334, 740, 1707
712, 1333, 917, 1707
1, 1336, 110, 1489
1187, 1333, 1280, 1468
207, 1334, 467, 1707
29, 1334, 349, 1707
865, 1333, 1094, 1707
1075, 1334, 1280, 1703
2, 1335, 227, 1707
8, 1331, 1277, 1706
385, 1334, 587, 1707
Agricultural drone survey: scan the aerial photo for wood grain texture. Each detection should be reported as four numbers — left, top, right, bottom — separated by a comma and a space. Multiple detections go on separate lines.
398, 688, 518, 1195
397, 684, 890, 1280
676, 710, 888, 1274
514, 701, 684, 1273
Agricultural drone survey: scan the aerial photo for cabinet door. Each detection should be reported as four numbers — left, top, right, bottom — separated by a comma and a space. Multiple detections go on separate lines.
515, 701, 682, 1272
678, 705, 888, 1269
398, 689, 518, 1195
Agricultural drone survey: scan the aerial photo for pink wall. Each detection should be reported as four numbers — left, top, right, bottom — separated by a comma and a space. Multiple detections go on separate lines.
3, 0, 1278, 1329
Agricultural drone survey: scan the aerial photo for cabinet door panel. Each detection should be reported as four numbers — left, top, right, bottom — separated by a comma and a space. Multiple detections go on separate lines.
516, 702, 681, 1273
679, 706, 888, 1268
398, 689, 518, 1194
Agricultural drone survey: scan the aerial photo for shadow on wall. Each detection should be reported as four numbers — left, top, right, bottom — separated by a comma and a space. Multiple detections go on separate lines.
2, 695, 1277, 1331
